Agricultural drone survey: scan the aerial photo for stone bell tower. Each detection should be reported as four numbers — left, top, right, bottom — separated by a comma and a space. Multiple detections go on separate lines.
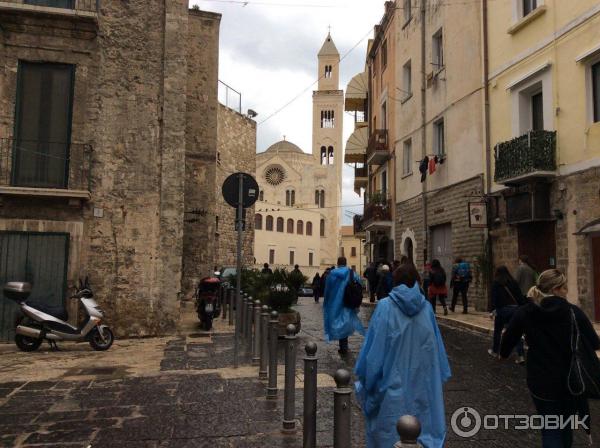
312, 32, 343, 267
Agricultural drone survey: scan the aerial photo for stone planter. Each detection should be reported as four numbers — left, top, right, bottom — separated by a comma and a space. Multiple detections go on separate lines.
276, 310, 301, 337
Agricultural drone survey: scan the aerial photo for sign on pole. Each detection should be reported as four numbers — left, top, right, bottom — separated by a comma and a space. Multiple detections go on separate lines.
222, 172, 259, 368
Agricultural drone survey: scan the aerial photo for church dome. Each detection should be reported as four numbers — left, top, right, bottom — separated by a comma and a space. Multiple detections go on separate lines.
265, 140, 304, 154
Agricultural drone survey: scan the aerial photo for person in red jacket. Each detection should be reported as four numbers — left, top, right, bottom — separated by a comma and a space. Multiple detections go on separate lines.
428, 259, 448, 315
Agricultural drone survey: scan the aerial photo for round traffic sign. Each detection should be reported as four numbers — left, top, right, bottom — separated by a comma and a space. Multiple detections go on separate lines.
222, 172, 259, 208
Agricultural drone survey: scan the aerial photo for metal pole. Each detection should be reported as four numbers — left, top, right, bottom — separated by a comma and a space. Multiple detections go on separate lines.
333, 369, 352, 448
245, 297, 253, 347
283, 324, 297, 433
234, 172, 244, 369
228, 287, 234, 326
259, 305, 270, 379
221, 285, 227, 320
241, 293, 247, 339
252, 300, 261, 365
266, 311, 279, 400
394, 416, 423, 448
303, 342, 318, 448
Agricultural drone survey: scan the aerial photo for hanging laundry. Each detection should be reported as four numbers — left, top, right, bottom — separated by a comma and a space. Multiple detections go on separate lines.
429, 156, 438, 175
419, 156, 429, 183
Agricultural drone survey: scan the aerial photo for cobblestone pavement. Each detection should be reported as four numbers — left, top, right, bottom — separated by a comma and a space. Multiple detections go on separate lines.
0, 298, 598, 447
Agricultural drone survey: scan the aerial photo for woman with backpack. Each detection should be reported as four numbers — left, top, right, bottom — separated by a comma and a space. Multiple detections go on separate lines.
488, 266, 526, 364
355, 263, 451, 447
500, 269, 600, 447
427, 259, 448, 315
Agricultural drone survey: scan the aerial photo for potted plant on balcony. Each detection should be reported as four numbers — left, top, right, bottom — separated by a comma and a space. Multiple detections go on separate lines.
368, 191, 390, 221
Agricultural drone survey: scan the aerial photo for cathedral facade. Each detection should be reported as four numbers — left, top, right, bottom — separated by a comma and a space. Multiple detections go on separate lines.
253, 33, 343, 275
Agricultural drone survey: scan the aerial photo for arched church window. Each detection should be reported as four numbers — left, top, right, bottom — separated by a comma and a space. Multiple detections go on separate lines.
315, 190, 320, 204
286, 190, 295, 206
297, 220, 304, 235
325, 65, 333, 78
328, 146, 334, 164
320, 146, 327, 165
320, 190, 325, 208
286, 190, 290, 206
276, 217, 284, 232
266, 215, 274, 231
321, 110, 335, 129
255, 214, 263, 231
291, 190, 295, 206
320, 219, 325, 237
306, 221, 313, 236
287, 219, 294, 234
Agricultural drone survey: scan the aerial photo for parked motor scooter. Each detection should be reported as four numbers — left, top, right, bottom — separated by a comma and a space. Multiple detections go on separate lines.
194, 277, 221, 331
4, 278, 114, 352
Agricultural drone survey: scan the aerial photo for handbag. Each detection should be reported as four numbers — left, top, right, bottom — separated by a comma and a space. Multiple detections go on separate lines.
567, 308, 600, 399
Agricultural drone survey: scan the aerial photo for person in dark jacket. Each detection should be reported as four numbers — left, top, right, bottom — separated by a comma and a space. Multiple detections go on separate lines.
312, 273, 321, 303
514, 255, 537, 296
450, 257, 472, 313
261, 263, 273, 275
320, 268, 330, 300
427, 260, 448, 315
500, 269, 600, 448
363, 262, 379, 303
488, 266, 526, 363
375, 264, 393, 300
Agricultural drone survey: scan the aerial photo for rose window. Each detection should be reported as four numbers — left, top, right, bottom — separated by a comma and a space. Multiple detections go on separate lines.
265, 165, 286, 186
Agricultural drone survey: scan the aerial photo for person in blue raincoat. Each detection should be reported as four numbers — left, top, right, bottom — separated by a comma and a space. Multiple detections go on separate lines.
323, 257, 365, 355
354, 263, 451, 448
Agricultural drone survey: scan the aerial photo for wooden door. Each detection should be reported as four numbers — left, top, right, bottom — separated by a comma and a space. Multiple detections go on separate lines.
0, 232, 69, 341
593, 237, 600, 322
518, 222, 556, 272
431, 224, 453, 280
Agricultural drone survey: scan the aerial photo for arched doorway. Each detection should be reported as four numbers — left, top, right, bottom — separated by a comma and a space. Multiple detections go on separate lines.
404, 238, 414, 263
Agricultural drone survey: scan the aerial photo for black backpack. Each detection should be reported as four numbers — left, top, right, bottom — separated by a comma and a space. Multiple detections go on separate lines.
343, 269, 363, 309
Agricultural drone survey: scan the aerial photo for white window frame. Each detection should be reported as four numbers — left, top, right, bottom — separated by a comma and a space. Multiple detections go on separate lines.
402, 60, 412, 101
403, 139, 413, 176
514, 0, 544, 21
510, 67, 553, 136
433, 118, 445, 156
432, 28, 444, 71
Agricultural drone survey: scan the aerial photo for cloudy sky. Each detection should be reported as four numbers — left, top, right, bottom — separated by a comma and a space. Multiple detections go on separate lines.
192, 0, 386, 223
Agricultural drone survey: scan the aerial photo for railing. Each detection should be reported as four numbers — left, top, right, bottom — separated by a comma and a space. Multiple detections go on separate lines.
494, 130, 557, 184
1, 0, 99, 13
353, 214, 364, 234
219, 80, 242, 114
354, 166, 367, 178
0, 138, 92, 191
364, 191, 392, 223
366, 129, 388, 161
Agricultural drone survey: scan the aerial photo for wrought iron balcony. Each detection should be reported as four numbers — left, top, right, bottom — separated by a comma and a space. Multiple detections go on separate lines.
0, 0, 99, 20
0, 138, 92, 199
363, 191, 392, 229
494, 130, 557, 185
366, 129, 389, 165
353, 214, 365, 236
354, 166, 367, 194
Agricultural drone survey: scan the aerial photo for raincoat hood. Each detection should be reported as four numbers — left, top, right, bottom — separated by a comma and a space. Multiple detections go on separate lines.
388, 283, 427, 317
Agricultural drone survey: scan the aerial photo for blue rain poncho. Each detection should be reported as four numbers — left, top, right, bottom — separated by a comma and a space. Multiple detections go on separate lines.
354, 283, 451, 448
323, 267, 366, 341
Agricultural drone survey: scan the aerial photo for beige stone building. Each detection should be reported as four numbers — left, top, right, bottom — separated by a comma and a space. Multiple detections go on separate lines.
253, 33, 343, 277
391, 0, 487, 309
0, 1, 255, 340
340, 226, 367, 274
486, 0, 600, 321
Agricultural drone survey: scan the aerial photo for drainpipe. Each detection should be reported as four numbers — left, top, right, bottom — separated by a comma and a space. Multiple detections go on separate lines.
420, 0, 428, 265
483, 0, 494, 310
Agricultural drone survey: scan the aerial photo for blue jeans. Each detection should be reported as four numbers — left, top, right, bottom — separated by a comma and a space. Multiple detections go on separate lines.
531, 395, 588, 448
493, 306, 524, 355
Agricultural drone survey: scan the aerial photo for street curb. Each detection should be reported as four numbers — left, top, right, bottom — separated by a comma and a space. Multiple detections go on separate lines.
436, 316, 493, 336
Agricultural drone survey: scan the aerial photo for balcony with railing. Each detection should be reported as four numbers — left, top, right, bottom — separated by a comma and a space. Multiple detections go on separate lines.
353, 214, 366, 237
494, 130, 557, 185
0, 0, 99, 22
354, 166, 367, 194
366, 129, 389, 166
0, 138, 92, 200
363, 191, 392, 230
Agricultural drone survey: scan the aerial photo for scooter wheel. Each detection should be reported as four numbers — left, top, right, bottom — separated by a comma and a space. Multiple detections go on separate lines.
15, 334, 42, 352
89, 327, 114, 351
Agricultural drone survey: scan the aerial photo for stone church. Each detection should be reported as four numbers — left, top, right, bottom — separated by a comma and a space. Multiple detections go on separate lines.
253, 33, 343, 275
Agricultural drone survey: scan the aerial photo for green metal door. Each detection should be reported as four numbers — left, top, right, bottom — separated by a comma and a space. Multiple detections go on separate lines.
0, 232, 69, 342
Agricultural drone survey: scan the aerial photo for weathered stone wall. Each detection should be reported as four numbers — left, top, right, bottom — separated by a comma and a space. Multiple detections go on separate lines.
0, 3, 221, 337
216, 104, 257, 269
395, 176, 487, 310
182, 10, 221, 298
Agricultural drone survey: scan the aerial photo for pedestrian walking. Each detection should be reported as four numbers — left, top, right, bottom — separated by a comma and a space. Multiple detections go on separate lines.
292, 264, 302, 275
363, 262, 378, 303
375, 264, 393, 300
514, 255, 537, 296
261, 263, 273, 275
355, 263, 451, 448
500, 269, 600, 448
323, 257, 365, 355
311, 273, 321, 303
450, 257, 472, 313
428, 259, 448, 315
488, 266, 526, 364
320, 268, 330, 300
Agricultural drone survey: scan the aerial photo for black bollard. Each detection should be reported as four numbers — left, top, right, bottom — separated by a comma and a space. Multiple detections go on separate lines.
333, 369, 352, 448
259, 305, 270, 379
303, 342, 318, 448
252, 300, 261, 365
282, 324, 297, 433
394, 415, 423, 448
228, 287, 234, 326
266, 311, 279, 400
